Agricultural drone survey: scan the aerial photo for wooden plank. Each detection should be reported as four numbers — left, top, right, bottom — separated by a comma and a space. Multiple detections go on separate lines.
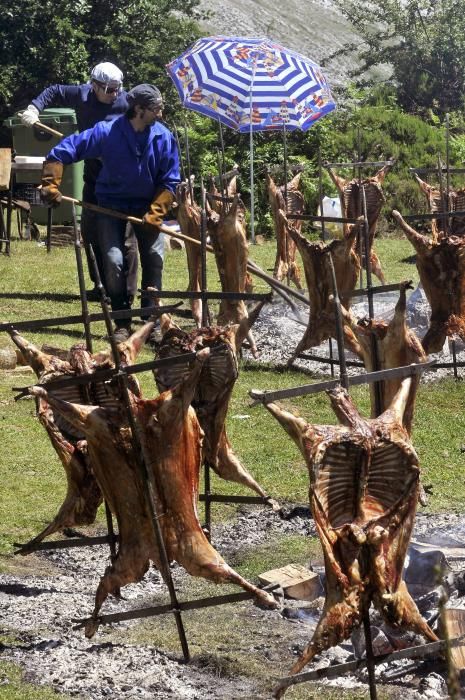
443, 609, 465, 669
259, 564, 321, 601
0, 148, 12, 190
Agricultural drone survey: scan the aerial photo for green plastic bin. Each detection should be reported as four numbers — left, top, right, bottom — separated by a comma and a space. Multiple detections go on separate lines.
5, 108, 83, 224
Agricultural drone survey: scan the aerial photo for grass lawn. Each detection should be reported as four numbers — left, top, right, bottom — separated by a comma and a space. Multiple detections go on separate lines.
0, 227, 464, 698
0, 230, 463, 558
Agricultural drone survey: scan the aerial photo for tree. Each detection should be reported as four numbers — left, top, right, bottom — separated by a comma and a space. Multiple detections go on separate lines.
332, 0, 465, 116
0, 0, 206, 122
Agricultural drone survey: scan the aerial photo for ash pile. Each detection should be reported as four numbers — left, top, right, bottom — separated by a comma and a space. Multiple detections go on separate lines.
248, 284, 464, 380
276, 512, 465, 699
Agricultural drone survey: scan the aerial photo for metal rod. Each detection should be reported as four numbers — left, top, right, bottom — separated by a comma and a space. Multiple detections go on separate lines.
0, 303, 181, 333
200, 177, 209, 327
318, 149, 326, 241
363, 611, 378, 700
204, 462, 212, 539
5, 181, 12, 256
74, 589, 267, 628
173, 125, 186, 181
327, 253, 348, 389
46, 207, 52, 253
90, 247, 190, 660
183, 119, 194, 203
250, 360, 434, 404
451, 339, 459, 380
438, 154, 448, 236
297, 353, 364, 368
14, 534, 117, 552
273, 637, 464, 695
71, 203, 92, 353
249, 59, 257, 244
325, 160, 394, 169
287, 213, 358, 224
104, 501, 118, 562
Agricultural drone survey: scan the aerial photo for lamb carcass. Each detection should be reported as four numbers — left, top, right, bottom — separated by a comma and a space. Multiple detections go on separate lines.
10, 323, 153, 551
155, 304, 276, 505
266, 171, 304, 289
414, 173, 465, 239
392, 209, 465, 352
176, 181, 203, 327
209, 193, 258, 355
207, 167, 239, 215
267, 380, 437, 697
285, 215, 361, 364
327, 163, 393, 284
29, 349, 278, 638
342, 281, 427, 434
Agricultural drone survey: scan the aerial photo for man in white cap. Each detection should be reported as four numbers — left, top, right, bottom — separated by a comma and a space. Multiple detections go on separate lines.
40, 84, 180, 344
20, 62, 138, 301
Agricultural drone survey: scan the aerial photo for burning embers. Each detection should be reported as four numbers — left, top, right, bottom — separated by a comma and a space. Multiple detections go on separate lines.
265, 380, 437, 696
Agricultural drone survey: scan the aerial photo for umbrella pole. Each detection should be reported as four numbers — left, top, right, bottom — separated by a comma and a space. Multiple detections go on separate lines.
184, 118, 194, 203
283, 124, 290, 286
249, 66, 256, 244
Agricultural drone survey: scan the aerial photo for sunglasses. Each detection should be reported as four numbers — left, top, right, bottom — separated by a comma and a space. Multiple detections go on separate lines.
94, 81, 121, 95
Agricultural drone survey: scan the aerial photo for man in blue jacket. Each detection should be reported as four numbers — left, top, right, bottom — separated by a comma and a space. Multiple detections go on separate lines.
21, 62, 137, 300
40, 83, 180, 343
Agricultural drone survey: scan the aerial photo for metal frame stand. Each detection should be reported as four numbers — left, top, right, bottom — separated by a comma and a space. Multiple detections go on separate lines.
251, 262, 435, 700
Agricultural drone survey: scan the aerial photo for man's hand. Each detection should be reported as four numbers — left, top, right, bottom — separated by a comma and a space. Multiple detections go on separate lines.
20, 105, 40, 127
40, 160, 64, 207
142, 190, 174, 230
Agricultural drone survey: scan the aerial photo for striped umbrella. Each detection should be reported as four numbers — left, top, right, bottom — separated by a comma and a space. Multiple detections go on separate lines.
166, 36, 336, 238
166, 35, 335, 132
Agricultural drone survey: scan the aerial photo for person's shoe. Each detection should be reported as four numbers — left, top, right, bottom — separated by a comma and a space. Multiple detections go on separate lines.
86, 287, 101, 301
112, 326, 131, 344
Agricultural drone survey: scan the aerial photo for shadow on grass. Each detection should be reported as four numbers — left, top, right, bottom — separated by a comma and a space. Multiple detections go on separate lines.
0, 291, 81, 303
400, 254, 417, 264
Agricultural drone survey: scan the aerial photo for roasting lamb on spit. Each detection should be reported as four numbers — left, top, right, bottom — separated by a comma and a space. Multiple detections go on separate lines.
176, 181, 203, 327
266, 171, 304, 289
28, 349, 278, 638
284, 214, 361, 364
326, 163, 393, 284
414, 173, 465, 238
392, 209, 465, 352
154, 303, 277, 506
208, 193, 258, 355
266, 380, 437, 697
341, 281, 427, 434
10, 323, 153, 552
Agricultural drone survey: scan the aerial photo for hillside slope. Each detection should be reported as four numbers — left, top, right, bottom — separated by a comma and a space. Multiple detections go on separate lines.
196, 0, 361, 87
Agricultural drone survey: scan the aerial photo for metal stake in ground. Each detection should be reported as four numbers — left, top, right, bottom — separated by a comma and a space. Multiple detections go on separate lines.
72, 203, 92, 353
88, 245, 191, 661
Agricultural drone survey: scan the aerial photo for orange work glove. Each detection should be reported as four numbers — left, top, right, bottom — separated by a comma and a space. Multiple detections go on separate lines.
142, 189, 174, 230
41, 160, 64, 207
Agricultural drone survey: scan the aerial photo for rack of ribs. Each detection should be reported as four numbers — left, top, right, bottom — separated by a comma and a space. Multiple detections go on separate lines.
414, 173, 465, 238
208, 193, 258, 355
285, 215, 361, 364
28, 349, 278, 637
176, 181, 203, 327
154, 304, 276, 504
392, 209, 465, 353
266, 171, 304, 289
10, 323, 153, 552
326, 163, 393, 284
265, 380, 437, 696
341, 281, 427, 434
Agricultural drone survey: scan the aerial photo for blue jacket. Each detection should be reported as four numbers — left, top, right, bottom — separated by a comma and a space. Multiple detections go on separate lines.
47, 115, 180, 212
32, 83, 128, 132
32, 83, 129, 196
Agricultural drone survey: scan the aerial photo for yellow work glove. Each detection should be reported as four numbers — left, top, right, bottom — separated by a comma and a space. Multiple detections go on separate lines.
41, 160, 64, 207
142, 190, 174, 230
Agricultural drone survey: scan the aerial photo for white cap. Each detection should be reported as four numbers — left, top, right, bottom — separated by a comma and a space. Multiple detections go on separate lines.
90, 62, 123, 87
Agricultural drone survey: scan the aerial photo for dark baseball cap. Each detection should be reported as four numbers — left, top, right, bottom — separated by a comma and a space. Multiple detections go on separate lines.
127, 84, 163, 110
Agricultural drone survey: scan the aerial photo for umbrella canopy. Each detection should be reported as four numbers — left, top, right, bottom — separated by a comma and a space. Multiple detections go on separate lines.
166, 36, 336, 133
